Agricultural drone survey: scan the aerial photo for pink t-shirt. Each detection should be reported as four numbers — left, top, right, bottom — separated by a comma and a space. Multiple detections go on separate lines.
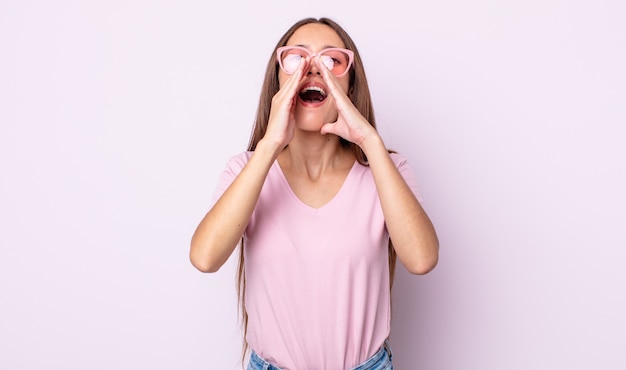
213, 151, 421, 370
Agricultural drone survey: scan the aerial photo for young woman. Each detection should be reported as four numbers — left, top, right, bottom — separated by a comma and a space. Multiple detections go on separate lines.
190, 17, 439, 370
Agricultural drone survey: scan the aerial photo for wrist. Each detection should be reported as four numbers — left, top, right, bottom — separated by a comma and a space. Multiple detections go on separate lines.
255, 138, 284, 160
359, 131, 385, 158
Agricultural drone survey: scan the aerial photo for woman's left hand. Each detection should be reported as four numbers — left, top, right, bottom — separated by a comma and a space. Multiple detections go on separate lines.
316, 57, 378, 148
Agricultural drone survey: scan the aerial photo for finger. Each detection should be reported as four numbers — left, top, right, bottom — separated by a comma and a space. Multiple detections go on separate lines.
285, 58, 308, 109
316, 56, 351, 107
320, 122, 337, 136
281, 57, 307, 96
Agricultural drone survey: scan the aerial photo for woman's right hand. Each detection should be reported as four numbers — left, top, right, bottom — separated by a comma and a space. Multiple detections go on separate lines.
189, 59, 310, 273
262, 58, 307, 151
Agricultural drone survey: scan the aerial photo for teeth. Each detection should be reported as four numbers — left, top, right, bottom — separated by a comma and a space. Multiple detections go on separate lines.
300, 86, 327, 96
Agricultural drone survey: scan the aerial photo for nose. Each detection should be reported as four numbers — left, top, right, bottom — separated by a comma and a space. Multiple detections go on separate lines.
306, 57, 322, 76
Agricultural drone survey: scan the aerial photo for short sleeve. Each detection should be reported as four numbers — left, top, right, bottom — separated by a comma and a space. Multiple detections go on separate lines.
389, 152, 423, 203
210, 151, 253, 207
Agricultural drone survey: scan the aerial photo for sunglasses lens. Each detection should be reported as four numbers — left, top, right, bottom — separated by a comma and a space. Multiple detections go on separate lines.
320, 50, 351, 76
280, 48, 307, 74
282, 54, 303, 74
319, 56, 335, 71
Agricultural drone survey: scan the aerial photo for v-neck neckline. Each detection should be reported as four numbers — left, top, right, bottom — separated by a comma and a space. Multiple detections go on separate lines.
274, 159, 359, 213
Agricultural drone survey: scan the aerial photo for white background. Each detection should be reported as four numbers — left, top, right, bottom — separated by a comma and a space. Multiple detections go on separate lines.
1, 1, 625, 369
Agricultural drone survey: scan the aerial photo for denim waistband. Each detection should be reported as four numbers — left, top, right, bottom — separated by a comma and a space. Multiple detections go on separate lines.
247, 340, 393, 370
248, 350, 282, 370
350, 340, 393, 370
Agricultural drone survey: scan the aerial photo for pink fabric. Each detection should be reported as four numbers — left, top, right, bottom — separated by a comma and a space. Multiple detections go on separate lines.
213, 151, 421, 370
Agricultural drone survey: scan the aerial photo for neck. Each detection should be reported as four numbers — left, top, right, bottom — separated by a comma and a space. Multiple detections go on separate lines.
280, 131, 352, 174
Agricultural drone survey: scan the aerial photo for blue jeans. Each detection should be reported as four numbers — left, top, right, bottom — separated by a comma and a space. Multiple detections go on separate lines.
247, 341, 393, 370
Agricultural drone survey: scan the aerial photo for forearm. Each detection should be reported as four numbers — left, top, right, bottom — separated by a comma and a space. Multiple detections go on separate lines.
190, 140, 281, 272
361, 135, 439, 274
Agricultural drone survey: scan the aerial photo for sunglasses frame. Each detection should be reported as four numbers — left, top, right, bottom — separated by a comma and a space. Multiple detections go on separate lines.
276, 46, 355, 77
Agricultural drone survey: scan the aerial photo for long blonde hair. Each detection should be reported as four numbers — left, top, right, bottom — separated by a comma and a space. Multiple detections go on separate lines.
237, 17, 397, 362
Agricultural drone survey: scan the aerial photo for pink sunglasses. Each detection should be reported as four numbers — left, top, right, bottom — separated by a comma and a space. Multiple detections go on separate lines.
276, 46, 354, 77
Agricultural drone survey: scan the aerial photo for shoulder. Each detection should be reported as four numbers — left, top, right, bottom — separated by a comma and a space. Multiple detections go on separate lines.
211, 151, 255, 204
388, 151, 410, 168
387, 151, 423, 201
223, 151, 254, 172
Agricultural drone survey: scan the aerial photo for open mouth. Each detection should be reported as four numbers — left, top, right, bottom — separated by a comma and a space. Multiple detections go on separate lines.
298, 85, 328, 103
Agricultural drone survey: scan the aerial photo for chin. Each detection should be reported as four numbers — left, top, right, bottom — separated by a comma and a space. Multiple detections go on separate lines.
294, 120, 325, 133
294, 105, 337, 131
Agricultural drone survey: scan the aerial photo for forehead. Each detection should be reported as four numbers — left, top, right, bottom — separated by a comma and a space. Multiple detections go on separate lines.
286, 23, 346, 49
